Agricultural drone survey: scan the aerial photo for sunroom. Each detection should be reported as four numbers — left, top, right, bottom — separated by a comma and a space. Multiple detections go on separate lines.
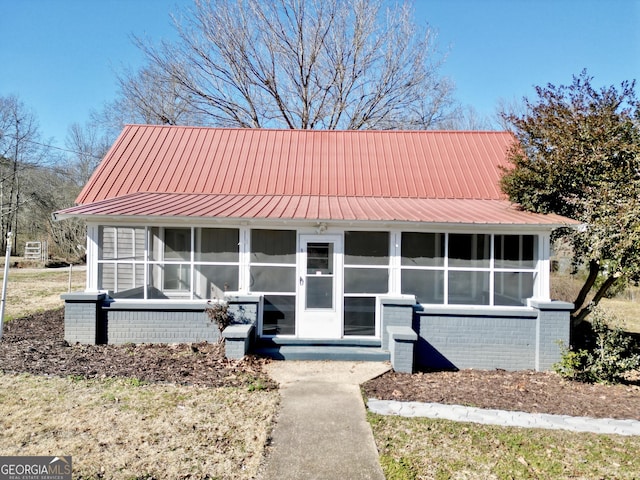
56, 125, 575, 371
90, 223, 548, 341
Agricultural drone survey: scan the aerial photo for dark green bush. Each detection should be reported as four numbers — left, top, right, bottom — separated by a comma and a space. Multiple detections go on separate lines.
554, 307, 640, 383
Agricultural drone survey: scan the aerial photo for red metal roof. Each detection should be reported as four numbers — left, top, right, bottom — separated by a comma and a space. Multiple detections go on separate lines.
56, 192, 574, 226
77, 125, 513, 203
59, 125, 576, 226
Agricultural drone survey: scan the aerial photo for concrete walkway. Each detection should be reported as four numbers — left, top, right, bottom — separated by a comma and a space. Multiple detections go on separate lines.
258, 361, 390, 480
367, 399, 640, 436
258, 361, 640, 479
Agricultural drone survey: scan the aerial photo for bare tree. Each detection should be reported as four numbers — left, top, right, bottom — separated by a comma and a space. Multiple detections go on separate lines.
0, 95, 49, 251
65, 122, 111, 186
94, 64, 206, 141
439, 105, 496, 130
122, 0, 455, 130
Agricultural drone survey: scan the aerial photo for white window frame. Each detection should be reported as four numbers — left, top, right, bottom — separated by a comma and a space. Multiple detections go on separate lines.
400, 231, 545, 307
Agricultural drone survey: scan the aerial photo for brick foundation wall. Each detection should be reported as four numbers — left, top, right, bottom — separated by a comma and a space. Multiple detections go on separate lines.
413, 303, 572, 372
62, 293, 260, 345
105, 307, 219, 344
415, 309, 538, 370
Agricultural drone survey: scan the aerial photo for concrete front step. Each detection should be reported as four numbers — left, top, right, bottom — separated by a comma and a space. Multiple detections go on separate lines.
253, 344, 390, 362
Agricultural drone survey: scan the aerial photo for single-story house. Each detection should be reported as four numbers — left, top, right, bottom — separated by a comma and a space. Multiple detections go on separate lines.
56, 125, 576, 372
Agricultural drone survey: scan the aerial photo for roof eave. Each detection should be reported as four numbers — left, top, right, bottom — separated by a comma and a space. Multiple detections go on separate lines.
53, 211, 574, 231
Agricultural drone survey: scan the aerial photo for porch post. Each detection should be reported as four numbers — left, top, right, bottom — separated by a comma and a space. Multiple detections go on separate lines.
61, 292, 108, 344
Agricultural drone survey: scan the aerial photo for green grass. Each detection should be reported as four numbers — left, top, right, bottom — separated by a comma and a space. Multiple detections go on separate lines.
369, 413, 640, 480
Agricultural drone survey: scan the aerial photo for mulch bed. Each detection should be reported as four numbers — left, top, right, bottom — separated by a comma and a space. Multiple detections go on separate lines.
0, 308, 276, 389
1, 309, 639, 421
363, 369, 640, 421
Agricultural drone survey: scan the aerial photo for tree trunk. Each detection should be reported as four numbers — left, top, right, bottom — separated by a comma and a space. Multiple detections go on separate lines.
571, 273, 619, 327
571, 259, 599, 315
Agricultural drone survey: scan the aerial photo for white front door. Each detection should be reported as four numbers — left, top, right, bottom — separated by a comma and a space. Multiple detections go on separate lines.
297, 235, 343, 338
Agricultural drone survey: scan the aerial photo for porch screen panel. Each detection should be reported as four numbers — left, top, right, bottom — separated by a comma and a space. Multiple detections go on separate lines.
345, 231, 389, 265
493, 235, 537, 306
344, 268, 389, 293
448, 234, 490, 305
164, 228, 191, 260
344, 297, 376, 336
251, 266, 296, 292
262, 295, 295, 335
401, 233, 444, 267
251, 229, 296, 264
494, 235, 537, 269
194, 228, 240, 299
449, 234, 490, 268
401, 269, 444, 304
99, 227, 116, 260
98, 263, 114, 291
343, 231, 389, 336
494, 272, 534, 306
400, 233, 445, 304
250, 229, 296, 335
448, 271, 490, 305
197, 228, 239, 262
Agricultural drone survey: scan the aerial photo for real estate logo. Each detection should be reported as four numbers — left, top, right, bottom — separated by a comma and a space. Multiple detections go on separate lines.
0, 456, 72, 480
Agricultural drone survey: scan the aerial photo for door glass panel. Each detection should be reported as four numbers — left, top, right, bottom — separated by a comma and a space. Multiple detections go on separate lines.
307, 243, 333, 274
305, 242, 334, 309
306, 276, 333, 309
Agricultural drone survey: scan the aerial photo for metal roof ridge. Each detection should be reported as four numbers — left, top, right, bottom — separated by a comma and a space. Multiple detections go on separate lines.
122, 124, 512, 135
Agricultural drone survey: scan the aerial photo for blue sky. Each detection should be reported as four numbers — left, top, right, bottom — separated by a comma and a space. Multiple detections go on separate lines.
1, 0, 638, 149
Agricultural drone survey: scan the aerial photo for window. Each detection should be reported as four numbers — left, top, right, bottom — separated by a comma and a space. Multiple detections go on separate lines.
97, 226, 145, 298
401, 232, 538, 307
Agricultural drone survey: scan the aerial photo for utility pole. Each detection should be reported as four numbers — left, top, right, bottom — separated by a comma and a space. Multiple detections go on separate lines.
0, 231, 12, 340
